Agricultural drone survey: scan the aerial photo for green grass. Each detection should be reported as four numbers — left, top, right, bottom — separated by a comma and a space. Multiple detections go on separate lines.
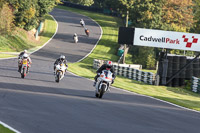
0, 124, 15, 133
57, 5, 200, 111
0, 15, 57, 58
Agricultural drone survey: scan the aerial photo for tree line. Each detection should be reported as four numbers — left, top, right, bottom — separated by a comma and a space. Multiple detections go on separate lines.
1, 0, 199, 68
67, 0, 200, 69
0, 0, 60, 34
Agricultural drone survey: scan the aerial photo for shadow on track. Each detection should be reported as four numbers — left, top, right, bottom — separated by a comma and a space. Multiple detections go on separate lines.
0, 81, 95, 99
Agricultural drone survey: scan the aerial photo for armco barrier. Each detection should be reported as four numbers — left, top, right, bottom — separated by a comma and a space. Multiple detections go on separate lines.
93, 59, 155, 85
191, 76, 200, 93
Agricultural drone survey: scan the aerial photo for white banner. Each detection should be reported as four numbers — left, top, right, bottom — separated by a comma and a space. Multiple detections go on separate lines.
134, 28, 200, 51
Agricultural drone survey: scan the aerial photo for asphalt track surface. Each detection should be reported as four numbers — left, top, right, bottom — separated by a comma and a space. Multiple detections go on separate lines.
0, 8, 200, 133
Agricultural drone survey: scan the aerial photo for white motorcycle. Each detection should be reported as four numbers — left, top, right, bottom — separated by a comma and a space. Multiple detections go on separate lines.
73, 35, 78, 43
80, 20, 85, 27
95, 70, 113, 98
55, 63, 67, 83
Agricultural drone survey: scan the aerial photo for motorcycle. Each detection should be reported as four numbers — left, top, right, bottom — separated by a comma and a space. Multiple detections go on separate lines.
20, 58, 29, 78
95, 70, 113, 98
85, 29, 89, 37
80, 20, 85, 27
55, 63, 67, 83
73, 35, 78, 43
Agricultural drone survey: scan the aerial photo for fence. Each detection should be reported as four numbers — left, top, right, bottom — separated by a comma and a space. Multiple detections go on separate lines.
191, 76, 200, 93
93, 59, 155, 85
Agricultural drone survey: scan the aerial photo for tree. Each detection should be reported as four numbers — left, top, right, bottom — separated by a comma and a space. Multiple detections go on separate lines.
129, 0, 163, 29
192, 0, 200, 33
93, 0, 106, 8
6, 0, 60, 30
67, 0, 94, 6
162, 0, 194, 32
0, 2, 15, 34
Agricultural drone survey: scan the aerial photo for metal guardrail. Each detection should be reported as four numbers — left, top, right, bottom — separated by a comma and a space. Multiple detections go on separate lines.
118, 53, 123, 64
93, 59, 155, 85
191, 76, 200, 93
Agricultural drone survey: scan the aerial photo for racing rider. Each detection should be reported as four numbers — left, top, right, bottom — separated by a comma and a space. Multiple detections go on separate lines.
54, 55, 68, 73
93, 61, 116, 86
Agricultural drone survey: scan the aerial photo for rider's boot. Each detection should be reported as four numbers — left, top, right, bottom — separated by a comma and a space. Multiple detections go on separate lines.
93, 81, 96, 87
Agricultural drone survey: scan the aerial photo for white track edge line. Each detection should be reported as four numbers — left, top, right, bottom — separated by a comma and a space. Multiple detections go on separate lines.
29, 15, 59, 55
0, 15, 58, 133
0, 15, 58, 60
67, 71, 200, 114
60, 7, 200, 114
0, 121, 21, 133
56, 8, 103, 63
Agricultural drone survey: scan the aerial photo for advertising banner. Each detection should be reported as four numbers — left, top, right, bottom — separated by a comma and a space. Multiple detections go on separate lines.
134, 28, 200, 51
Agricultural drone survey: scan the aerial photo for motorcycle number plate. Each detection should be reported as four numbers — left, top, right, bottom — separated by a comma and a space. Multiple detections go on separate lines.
23, 60, 27, 64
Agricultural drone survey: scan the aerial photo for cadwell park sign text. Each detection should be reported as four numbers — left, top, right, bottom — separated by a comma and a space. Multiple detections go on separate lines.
134, 28, 200, 51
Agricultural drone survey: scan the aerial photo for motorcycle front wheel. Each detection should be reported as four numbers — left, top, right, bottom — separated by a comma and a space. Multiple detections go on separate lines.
99, 84, 106, 98
21, 68, 26, 78
55, 71, 61, 83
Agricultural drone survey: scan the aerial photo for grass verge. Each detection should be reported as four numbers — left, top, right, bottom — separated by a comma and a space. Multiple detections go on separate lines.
0, 124, 15, 133
0, 15, 57, 58
57, 5, 200, 111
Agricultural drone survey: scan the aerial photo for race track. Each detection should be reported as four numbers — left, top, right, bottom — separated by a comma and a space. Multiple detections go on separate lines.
0, 8, 200, 133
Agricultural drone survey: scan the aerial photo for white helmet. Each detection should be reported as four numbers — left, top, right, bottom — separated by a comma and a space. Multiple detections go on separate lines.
23, 53, 28, 58
24, 50, 27, 53
74, 33, 77, 36
106, 61, 113, 68
60, 55, 65, 61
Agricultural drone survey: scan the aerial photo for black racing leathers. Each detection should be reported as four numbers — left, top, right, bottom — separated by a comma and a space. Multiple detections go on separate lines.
95, 64, 116, 83
18, 52, 25, 59
54, 58, 68, 70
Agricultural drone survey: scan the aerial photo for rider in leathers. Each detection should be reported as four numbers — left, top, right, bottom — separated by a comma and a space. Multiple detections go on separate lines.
54, 55, 68, 73
93, 61, 116, 86
18, 50, 32, 72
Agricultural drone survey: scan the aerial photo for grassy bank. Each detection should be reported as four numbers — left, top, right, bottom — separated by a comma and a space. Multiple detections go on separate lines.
0, 15, 57, 58
57, 5, 200, 111
0, 124, 15, 133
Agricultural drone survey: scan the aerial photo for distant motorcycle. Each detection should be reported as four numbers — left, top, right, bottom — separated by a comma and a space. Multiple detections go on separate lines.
94, 70, 113, 98
80, 19, 85, 27
55, 63, 67, 83
85, 28, 89, 37
73, 35, 78, 43
19, 58, 29, 78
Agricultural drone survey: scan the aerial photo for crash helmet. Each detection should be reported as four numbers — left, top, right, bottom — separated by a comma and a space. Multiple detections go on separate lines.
74, 33, 77, 36
24, 49, 27, 53
23, 53, 28, 59
60, 55, 65, 61
106, 61, 112, 70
